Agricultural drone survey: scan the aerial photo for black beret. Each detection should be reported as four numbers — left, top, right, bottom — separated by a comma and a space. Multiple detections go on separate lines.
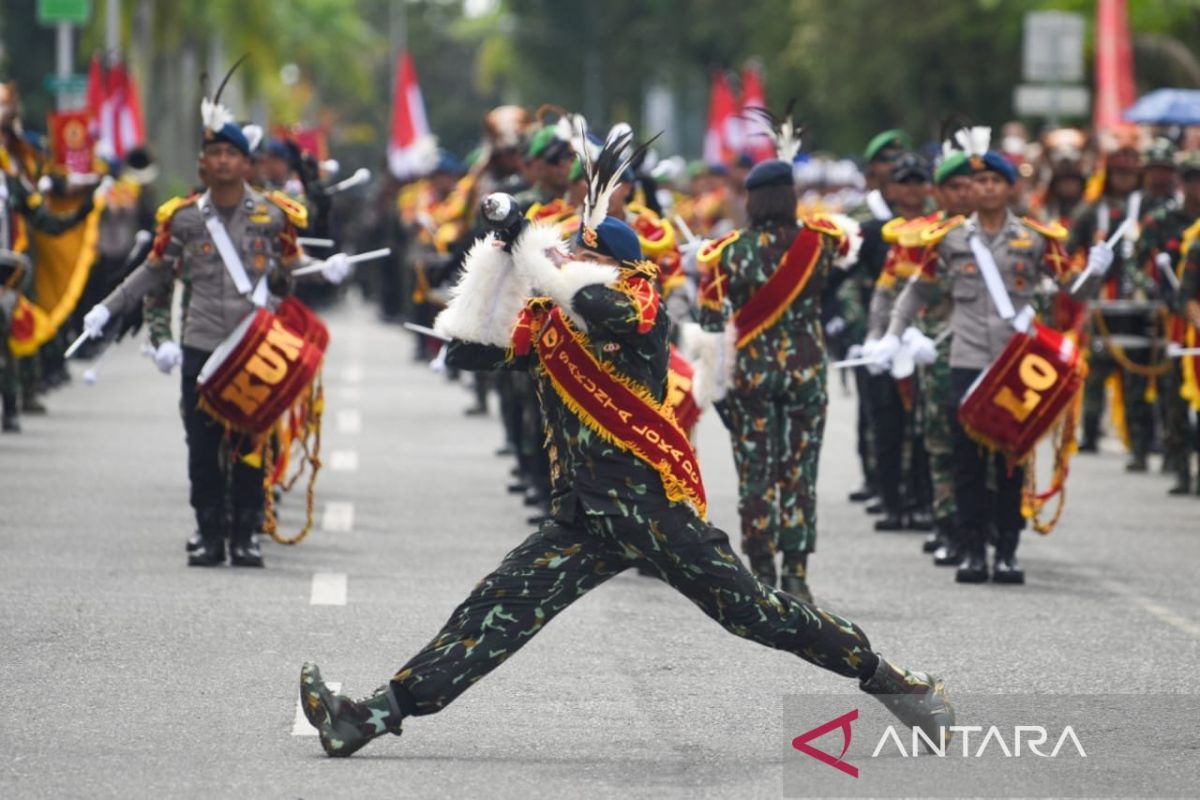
745, 159, 794, 190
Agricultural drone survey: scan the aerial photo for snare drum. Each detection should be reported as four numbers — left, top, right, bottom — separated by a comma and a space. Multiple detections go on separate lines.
1089, 299, 1166, 365
197, 303, 327, 435
958, 321, 1085, 463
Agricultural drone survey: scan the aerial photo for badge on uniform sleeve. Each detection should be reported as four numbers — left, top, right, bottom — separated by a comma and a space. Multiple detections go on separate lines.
963, 262, 977, 274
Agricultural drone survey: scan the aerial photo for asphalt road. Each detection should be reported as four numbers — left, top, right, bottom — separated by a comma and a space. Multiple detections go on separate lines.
2, 297, 1197, 799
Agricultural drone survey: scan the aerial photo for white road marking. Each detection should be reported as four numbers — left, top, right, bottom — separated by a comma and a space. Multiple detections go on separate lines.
310, 572, 348, 606
292, 681, 341, 735
338, 386, 361, 402
336, 409, 362, 434
329, 450, 359, 472
341, 365, 363, 384
322, 501, 355, 533
1105, 582, 1200, 639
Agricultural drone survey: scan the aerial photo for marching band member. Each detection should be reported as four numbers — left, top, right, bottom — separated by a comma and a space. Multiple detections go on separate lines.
78, 60, 351, 568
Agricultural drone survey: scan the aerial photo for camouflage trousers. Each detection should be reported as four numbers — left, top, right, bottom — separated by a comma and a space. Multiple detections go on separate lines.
918, 355, 957, 524
724, 375, 827, 561
390, 505, 873, 716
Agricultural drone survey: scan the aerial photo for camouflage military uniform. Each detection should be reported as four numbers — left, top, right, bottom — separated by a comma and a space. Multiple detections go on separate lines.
389, 252, 874, 716
698, 221, 839, 584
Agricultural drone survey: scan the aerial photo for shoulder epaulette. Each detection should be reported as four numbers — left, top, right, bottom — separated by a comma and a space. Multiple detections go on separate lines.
1021, 215, 1068, 241
525, 198, 575, 224
918, 214, 967, 247
265, 190, 309, 230
803, 214, 847, 240
154, 194, 200, 225
697, 230, 740, 268
629, 203, 677, 257
881, 216, 908, 244
619, 259, 660, 283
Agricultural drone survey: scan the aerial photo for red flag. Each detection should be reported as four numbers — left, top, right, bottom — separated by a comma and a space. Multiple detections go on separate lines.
388, 51, 433, 180
1093, 0, 1136, 132
108, 62, 145, 158
703, 71, 738, 167
48, 110, 95, 173
740, 62, 775, 163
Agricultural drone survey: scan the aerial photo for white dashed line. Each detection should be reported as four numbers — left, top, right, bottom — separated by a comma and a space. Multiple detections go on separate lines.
322, 501, 355, 533
336, 409, 362, 434
341, 365, 363, 384
329, 450, 359, 472
338, 386, 361, 402
310, 572, 348, 606
1107, 583, 1200, 639
292, 681, 341, 735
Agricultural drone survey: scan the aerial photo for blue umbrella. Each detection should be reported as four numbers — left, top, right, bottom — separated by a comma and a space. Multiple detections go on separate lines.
1123, 89, 1200, 125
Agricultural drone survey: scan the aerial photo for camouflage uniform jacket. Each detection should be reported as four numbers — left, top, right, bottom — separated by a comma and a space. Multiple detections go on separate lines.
445, 265, 682, 523
697, 221, 840, 395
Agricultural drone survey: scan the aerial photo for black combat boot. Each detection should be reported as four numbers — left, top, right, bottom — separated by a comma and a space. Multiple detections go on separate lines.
300, 662, 405, 758
187, 506, 226, 567
906, 507, 934, 531
954, 529, 988, 583
1125, 454, 1148, 473
780, 552, 813, 604
2, 392, 20, 432
992, 529, 1025, 584
931, 519, 961, 566
848, 482, 876, 502
749, 553, 777, 588
1166, 460, 1185, 496
229, 508, 265, 567
859, 656, 955, 752
1078, 415, 1100, 453
874, 506, 906, 531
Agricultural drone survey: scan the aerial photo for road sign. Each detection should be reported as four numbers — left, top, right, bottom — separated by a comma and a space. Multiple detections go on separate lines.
37, 0, 91, 25
44, 73, 88, 94
1014, 85, 1090, 118
1023, 11, 1085, 83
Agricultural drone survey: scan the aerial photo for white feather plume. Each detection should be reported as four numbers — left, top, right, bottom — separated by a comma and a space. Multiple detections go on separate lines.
241, 124, 264, 152
824, 213, 863, 270
955, 126, 991, 158
201, 97, 233, 134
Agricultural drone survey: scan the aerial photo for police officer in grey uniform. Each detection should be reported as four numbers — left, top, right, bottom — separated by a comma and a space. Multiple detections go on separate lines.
871, 142, 1107, 585
81, 81, 351, 568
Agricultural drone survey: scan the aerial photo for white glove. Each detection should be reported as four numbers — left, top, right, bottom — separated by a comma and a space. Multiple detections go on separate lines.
846, 343, 864, 360
83, 304, 111, 338
320, 253, 352, 284
825, 316, 847, 337
1086, 243, 1114, 277
1155, 251, 1172, 272
93, 175, 114, 204
153, 341, 183, 374
873, 333, 901, 365
902, 327, 938, 365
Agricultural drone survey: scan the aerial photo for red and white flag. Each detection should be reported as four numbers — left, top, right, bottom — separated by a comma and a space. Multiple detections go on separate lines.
87, 55, 145, 160
703, 70, 739, 167
740, 62, 776, 163
1093, 0, 1136, 132
388, 51, 435, 180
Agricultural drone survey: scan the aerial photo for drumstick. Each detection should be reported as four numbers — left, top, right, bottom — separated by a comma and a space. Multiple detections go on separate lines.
831, 327, 951, 370
290, 248, 392, 277
1166, 343, 1200, 358
403, 322, 452, 342
330, 168, 370, 194
64, 331, 92, 360
297, 237, 335, 248
673, 215, 698, 244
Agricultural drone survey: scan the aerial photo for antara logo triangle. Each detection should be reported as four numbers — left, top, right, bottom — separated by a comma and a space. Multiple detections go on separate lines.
791, 709, 859, 778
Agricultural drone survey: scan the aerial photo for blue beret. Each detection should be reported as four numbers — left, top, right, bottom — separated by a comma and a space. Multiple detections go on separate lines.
975, 151, 1017, 184
577, 215, 643, 263
204, 122, 251, 157
745, 159, 794, 190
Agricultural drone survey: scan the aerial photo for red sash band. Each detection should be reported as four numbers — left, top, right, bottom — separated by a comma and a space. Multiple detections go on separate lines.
732, 227, 822, 349
535, 308, 707, 518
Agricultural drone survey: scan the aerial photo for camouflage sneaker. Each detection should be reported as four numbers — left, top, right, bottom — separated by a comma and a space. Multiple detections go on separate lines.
300, 662, 404, 758
859, 656, 954, 752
